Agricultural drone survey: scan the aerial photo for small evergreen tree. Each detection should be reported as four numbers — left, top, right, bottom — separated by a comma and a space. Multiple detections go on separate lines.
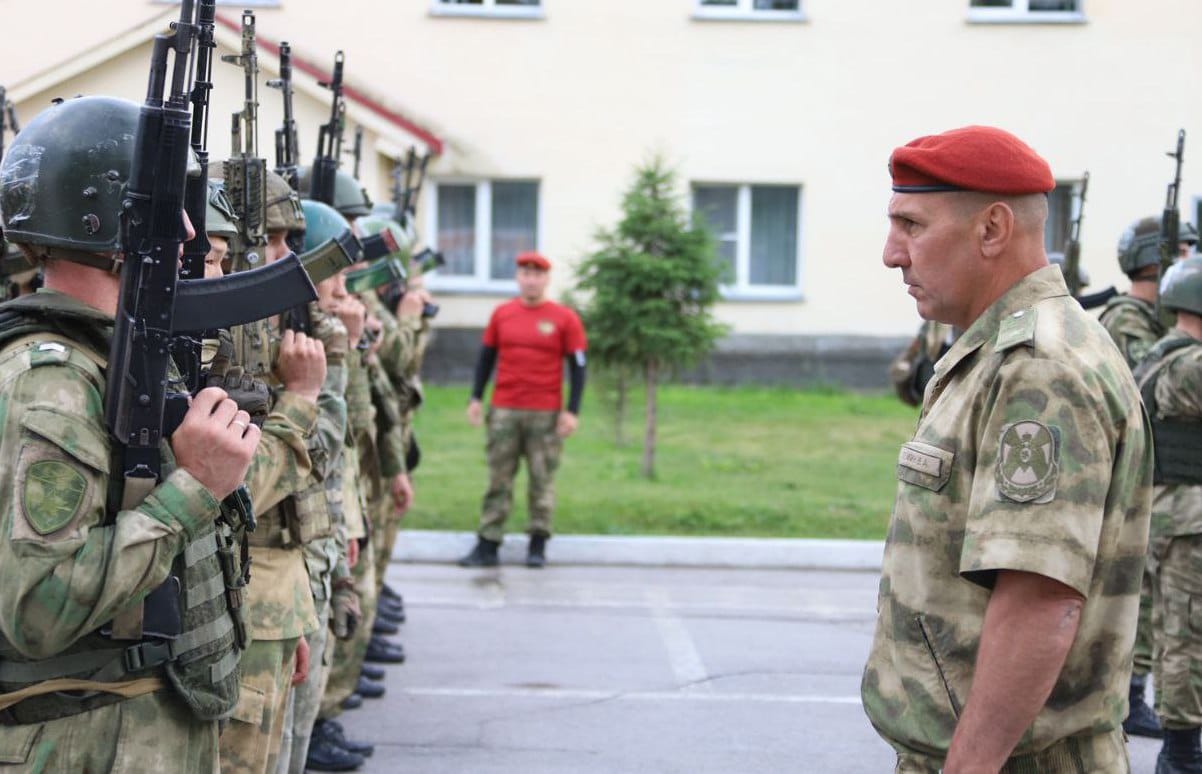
576, 156, 727, 479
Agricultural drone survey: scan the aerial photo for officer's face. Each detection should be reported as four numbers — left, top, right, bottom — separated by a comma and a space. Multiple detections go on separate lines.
884, 193, 979, 328
516, 265, 550, 302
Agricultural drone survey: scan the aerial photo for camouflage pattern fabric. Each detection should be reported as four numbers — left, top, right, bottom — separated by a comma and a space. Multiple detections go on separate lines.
218, 636, 300, 774
318, 530, 377, 720
1099, 294, 1164, 679
893, 729, 1127, 773
861, 266, 1154, 764
0, 690, 220, 773
0, 291, 231, 766
276, 597, 333, 774
1139, 332, 1202, 728
479, 408, 564, 543
1099, 294, 1165, 370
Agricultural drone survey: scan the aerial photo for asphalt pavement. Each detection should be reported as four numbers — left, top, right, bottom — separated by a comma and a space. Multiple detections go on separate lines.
337, 560, 1161, 773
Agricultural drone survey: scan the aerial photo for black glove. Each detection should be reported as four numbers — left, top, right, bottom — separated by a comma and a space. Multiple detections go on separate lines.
203, 330, 272, 426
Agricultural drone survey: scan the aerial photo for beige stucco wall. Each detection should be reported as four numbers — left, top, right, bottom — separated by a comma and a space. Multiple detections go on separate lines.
5, 0, 1202, 337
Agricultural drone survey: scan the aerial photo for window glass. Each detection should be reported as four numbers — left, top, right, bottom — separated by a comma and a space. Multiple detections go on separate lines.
693, 186, 739, 284
750, 186, 798, 286
490, 182, 539, 280
437, 185, 476, 275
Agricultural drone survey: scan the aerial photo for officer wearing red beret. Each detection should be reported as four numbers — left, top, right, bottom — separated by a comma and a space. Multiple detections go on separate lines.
459, 252, 587, 568
861, 126, 1154, 771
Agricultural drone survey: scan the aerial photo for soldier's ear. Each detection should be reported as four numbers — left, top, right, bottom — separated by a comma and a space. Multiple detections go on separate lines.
979, 202, 1014, 259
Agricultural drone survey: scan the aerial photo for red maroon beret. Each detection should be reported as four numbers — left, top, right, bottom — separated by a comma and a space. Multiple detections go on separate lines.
515, 251, 551, 270
889, 126, 1055, 195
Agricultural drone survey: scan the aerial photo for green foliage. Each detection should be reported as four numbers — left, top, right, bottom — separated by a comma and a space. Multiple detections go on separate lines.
576, 155, 728, 376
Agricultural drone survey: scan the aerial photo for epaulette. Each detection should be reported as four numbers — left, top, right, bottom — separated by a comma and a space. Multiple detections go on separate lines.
994, 308, 1037, 353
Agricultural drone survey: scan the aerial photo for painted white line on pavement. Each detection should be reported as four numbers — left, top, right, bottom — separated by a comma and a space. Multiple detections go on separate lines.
646, 588, 713, 692
396, 686, 863, 706
406, 595, 875, 622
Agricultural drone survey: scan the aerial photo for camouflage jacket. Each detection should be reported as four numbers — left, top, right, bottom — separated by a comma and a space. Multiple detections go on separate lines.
861, 266, 1154, 758
1098, 293, 1165, 370
0, 291, 222, 660
1137, 329, 1202, 538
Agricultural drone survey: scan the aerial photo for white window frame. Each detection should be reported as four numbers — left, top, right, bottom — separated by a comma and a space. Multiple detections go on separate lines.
693, 182, 805, 301
430, 0, 545, 20
967, 0, 1085, 24
425, 179, 543, 293
693, 0, 807, 22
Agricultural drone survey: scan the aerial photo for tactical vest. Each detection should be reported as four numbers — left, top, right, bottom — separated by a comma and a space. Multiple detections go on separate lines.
1135, 336, 1202, 486
232, 315, 336, 547
0, 295, 248, 724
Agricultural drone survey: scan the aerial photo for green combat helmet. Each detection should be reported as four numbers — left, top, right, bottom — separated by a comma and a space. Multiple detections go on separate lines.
1181, 222, 1199, 249
265, 169, 305, 233
1117, 216, 1163, 276
0, 96, 139, 270
298, 198, 360, 285
354, 214, 411, 260
298, 166, 372, 219
207, 180, 240, 240
1160, 256, 1202, 316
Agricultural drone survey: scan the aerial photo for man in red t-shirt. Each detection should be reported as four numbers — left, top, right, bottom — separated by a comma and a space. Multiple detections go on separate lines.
459, 251, 588, 568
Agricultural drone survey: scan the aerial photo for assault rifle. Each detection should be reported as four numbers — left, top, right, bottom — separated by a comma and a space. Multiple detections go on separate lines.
1159, 129, 1186, 317
221, 10, 267, 269
266, 41, 300, 193
1063, 172, 1088, 298
348, 125, 363, 181
310, 51, 345, 206
390, 147, 430, 226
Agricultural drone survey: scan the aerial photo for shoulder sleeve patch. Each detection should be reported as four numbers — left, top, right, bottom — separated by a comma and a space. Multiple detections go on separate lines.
996, 420, 1060, 503
994, 309, 1037, 353
21, 459, 89, 535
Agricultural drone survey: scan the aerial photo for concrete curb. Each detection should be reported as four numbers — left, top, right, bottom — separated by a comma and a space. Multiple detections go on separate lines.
393, 530, 885, 571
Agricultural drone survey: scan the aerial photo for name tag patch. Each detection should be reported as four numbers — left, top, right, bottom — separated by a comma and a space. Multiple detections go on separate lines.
896, 441, 954, 492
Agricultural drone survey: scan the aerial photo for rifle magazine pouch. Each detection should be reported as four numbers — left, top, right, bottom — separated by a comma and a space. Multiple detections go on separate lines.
285, 484, 335, 545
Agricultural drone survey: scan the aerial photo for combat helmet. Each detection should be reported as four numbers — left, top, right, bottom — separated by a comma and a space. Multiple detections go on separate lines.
354, 214, 412, 260
298, 166, 373, 219
265, 170, 305, 233
1047, 251, 1090, 290
0, 96, 139, 269
1181, 222, 1199, 248
1161, 256, 1202, 316
1117, 216, 1163, 276
206, 180, 240, 240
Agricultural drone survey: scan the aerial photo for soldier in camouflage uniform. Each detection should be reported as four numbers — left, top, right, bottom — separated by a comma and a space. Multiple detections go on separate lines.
1099, 215, 1169, 739
889, 320, 956, 407
218, 172, 332, 774
862, 126, 1153, 772
0, 96, 261, 772
1133, 256, 1202, 773
276, 201, 369, 774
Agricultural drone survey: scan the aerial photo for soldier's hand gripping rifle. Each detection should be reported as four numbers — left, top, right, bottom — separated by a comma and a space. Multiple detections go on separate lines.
266, 41, 300, 193
221, 10, 267, 270
1158, 129, 1186, 318
310, 51, 345, 206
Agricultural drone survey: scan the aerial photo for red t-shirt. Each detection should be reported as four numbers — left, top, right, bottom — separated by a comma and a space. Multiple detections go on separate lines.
483, 299, 588, 411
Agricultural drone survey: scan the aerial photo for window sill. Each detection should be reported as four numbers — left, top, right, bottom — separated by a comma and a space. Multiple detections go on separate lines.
692, 10, 808, 23
966, 11, 1086, 24
425, 278, 518, 296
721, 287, 805, 302
429, 6, 545, 20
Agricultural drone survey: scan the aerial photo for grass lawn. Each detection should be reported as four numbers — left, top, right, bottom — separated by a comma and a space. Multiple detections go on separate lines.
405, 383, 918, 540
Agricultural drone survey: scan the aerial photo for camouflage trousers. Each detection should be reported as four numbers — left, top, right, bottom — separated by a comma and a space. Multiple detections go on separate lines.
1133, 561, 1155, 676
1153, 533, 1202, 729
374, 488, 402, 594
319, 527, 378, 720
218, 637, 300, 774
893, 727, 1128, 773
478, 408, 564, 543
276, 597, 332, 774
0, 689, 219, 773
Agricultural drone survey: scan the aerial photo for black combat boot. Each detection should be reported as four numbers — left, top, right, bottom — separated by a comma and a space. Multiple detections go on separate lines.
356, 675, 386, 699
340, 692, 363, 711
1157, 727, 1202, 774
372, 617, 400, 636
1125, 673, 1165, 738
381, 583, 403, 603
307, 720, 368, 770
322, 718, 375, 757
458, 537, 500, 567
360, 664, 386, 682
377, 596, 405, 624
526, 533, 548, 568
364, 635, 406, 664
